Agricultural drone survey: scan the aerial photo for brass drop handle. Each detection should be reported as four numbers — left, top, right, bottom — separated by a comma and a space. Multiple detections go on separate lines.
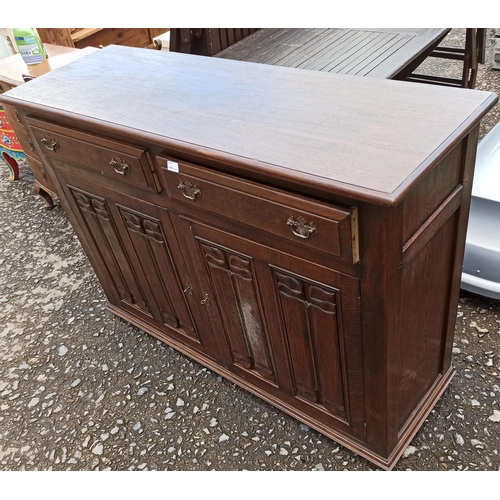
287, 215, 317, 239
110, 157, 130, 175
178, 180, 201, 201
41, 136, 58, 152
28, 138, 35, 151
200, 293, 210, 305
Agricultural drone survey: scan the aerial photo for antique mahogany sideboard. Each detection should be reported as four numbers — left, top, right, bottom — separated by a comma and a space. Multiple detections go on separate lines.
0, 46, 496, 469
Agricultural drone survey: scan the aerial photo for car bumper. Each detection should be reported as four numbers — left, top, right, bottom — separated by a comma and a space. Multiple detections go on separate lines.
461, 197, 500, 300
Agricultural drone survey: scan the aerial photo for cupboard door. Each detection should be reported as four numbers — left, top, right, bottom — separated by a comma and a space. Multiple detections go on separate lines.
53, 169, 221, 359
175, 214, 366, 438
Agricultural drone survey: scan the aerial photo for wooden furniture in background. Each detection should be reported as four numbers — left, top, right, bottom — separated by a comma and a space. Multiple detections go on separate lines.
0, 46, 496, 469
23, 46, 98, 81
0, 44, 97, 208
171, 28, 485, 89
406, 28, 487, 89
0, 43, 78, 91
215, 28, 450, 80
36, 28, 168, 50
169, 28, 258, 55
0, 105, 24, 180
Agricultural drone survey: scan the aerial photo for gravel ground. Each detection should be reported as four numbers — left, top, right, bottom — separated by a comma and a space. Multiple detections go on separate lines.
0, 29, 499, 473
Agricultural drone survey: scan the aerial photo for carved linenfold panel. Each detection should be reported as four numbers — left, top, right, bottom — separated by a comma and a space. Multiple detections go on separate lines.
122, 211, 142, 233
199, 241, 275, 381
73, 191, 93, 212
92, 199, 111, 220
120, 207, 197, 338
309, 285, 336, 313
69, 187, 148, 310
228, 255, 252, 279
143, 220, 164, 243
274, 269, 346, 418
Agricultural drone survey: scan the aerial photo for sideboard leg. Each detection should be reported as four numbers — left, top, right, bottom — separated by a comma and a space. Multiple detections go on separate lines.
34, 181, 55, 209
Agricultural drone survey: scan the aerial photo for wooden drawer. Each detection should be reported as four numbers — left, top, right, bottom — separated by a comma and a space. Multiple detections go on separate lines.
8, 120, 38, 158
25, 117, 160, 193
158, 155, 358, 263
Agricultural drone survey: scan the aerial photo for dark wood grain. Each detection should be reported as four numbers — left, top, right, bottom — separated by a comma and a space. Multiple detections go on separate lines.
27, 117, 160, 193
1, 46, 495, 206
158, 155, 355, 262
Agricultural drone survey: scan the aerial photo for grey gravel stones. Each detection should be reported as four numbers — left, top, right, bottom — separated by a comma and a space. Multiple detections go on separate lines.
91, 444, 103, 455
27, 398, 39, 409
403, 446, 417, 458
489, 410, 500, 422
57, 346, 68, 356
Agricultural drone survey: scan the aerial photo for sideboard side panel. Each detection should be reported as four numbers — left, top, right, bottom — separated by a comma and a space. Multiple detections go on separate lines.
397, 212, 459, 430
394, 128, 480, 438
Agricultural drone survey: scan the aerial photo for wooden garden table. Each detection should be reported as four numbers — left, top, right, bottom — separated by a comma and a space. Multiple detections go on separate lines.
216, 28, 450, 80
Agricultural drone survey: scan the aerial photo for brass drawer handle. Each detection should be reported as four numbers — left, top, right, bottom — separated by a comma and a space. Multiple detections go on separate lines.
28, 138, 35, 151
41, 136, 58, 152
110, 157, 130, 175
178, 180, 201, 201
287, 215, 317, 239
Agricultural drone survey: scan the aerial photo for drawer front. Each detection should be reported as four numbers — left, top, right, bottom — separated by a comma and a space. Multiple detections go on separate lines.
25, 117, 160, 193
8, 120, 38, 158
158, 155, 358, 263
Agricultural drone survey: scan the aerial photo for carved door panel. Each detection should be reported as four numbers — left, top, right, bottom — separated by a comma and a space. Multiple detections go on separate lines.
53, 170, 221, 359
175, 214, 366, 438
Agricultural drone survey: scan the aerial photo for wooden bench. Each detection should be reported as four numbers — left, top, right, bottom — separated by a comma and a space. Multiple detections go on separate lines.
170, 28, 484, 88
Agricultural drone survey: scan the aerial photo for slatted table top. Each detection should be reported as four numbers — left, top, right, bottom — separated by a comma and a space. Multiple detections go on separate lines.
216, 28, 450, 79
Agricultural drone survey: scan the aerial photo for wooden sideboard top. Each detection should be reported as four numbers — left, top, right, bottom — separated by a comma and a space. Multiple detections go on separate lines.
1, 45, 496, 205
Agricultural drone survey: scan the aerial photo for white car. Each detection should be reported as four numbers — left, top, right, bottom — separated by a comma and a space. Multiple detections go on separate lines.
461, 121, 500, 300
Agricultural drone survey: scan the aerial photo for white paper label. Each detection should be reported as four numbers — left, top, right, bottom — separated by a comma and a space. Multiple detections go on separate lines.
167, 161, 179, 172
